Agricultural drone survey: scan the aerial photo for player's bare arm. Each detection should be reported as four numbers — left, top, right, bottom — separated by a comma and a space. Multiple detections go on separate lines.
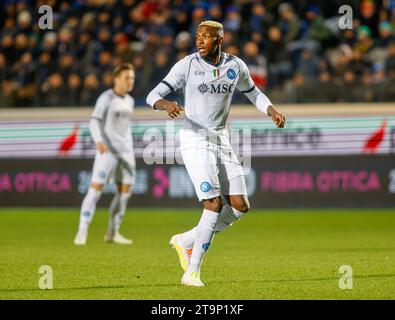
267, 105, 286, 128
154, 99, 183, 119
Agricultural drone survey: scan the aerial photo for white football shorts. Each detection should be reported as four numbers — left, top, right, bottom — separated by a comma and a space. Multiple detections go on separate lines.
180, 128, 247, 201
91, 150, 136, 186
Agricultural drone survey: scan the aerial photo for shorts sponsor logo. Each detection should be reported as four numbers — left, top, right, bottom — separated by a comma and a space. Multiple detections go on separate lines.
202, 242, 210, 251
200, 181, 211, 192
99, 171, 106, 179
227, 68, 236, 79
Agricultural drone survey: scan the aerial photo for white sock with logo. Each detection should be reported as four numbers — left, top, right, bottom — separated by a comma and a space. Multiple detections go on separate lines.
187, 209, 220, 273
108, 191, 131, 236
214, 205, 245, 232
78, 188, 102, 233
179, 205, 245, 249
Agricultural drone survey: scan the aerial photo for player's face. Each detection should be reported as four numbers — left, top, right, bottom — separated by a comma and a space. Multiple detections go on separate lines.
114, 70, 135, 94
195, 26, 223, 57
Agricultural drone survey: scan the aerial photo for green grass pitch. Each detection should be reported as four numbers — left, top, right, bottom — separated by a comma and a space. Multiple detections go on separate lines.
0, 208, 394, 300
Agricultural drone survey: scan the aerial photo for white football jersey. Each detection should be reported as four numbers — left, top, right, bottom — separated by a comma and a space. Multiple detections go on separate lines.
91, 89, 134, 153
158, 52, 259, 134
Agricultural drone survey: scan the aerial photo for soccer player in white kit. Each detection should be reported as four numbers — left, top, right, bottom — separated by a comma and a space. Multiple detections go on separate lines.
146, 21, 285, 286
74, 63, 137, 245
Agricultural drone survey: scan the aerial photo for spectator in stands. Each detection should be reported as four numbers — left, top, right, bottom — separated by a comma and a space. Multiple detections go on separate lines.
359, 0, 380, 38
58, 54, 75, 82
242, 41, 267, 90
266, 26, 292, 87
278, 3, 301, 43
340, 70, 359, 102
0, 0, 394, 106
41, 73, 66, 107
296, 49, 321, 82
0, 53, 8, 84
65, 73, 82, 107
385, 41, 395, 78
377, 21, 395, 47
223, 6, 242, 34
80, 74, 101, 106
0, 80, 16, 108
304, 5, 333, 48
151, 50, 171, 85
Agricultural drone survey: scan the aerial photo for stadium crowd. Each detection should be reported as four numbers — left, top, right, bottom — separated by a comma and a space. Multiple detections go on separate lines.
1, 0, 395, 107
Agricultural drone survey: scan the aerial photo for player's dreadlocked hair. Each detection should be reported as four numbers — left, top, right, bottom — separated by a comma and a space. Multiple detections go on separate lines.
198, 20, 224, 37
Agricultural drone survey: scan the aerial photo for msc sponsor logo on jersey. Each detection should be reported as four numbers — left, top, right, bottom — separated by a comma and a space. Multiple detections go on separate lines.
200, 181, 211, 192
197, 82, 235, 95
115, 111, 128, 118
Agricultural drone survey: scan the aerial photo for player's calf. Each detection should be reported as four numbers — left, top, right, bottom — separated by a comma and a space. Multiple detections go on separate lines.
203, 196, 223, 213
226, 195, 250, 213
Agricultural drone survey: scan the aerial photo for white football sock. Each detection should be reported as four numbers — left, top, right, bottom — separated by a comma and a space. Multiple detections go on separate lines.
178, 227, 196, 249
187, 209, 220, 273
179, 206, 246, 249
108, 192, 120, 234
214, 205, 245, 232
78, 188, 102, 233
108, 191, 131, 235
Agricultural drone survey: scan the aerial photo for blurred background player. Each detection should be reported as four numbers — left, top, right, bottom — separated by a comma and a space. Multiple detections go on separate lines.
74, 63, 136, 245
146, 21, 285, 286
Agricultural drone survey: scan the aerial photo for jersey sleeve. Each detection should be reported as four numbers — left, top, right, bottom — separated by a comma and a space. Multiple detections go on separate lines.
91, 92, 110, 120
90, 118, 103, 144
236, 57, 272, 115
236, 58, 256, 93
161, 57, 189, 92
146, 57, 188, 109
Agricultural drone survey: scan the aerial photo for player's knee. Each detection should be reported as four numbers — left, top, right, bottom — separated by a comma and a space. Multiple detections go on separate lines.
232, 198, 250, 213
91, 183, 104, 192
203, 197, 223, 212
117, 183, 132, 195
87, 186, 103, 202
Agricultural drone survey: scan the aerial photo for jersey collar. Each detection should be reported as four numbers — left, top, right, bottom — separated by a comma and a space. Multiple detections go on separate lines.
200, 52, 225, 68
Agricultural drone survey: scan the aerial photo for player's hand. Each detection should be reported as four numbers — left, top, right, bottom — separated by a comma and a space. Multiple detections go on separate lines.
267, 105, 286, 128
165, 101, 183, 119
97, 142, 108, 154
272, 112, 286, 128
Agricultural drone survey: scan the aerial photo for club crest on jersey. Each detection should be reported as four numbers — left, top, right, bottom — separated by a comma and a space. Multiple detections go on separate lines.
197, 83, 209, 95
200, 181, 211, 192
227, 69, 236, 79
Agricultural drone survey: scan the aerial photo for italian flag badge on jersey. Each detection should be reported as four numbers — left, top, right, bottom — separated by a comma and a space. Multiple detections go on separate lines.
213, 68, 220, 77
